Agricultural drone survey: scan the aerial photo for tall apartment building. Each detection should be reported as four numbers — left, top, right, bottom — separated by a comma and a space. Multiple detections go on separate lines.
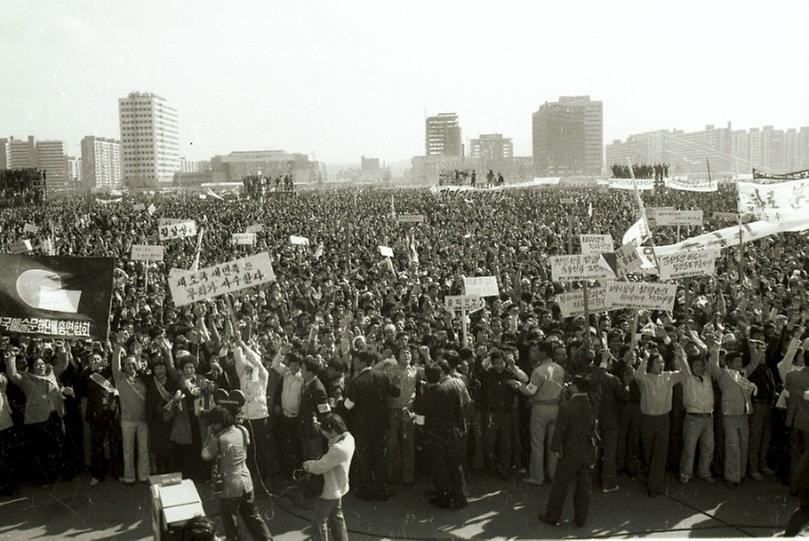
470, 134, 514, 160
532, 96, 603, 176
67, 156, 82, 183
0, 138, 7, 169
425, 113, 462, 157
7, 136, 38, 169
119, 91, 180, 187
81, 136, 122, 190
35, 140, 68, 186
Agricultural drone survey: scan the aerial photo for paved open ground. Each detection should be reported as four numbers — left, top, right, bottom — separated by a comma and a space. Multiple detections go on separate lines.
0, 470, 798, 540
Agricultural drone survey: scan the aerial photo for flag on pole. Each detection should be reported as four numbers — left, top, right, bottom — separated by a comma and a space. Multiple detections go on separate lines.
390, 194, 396, 218
622, 216, 651, 246
190, 227, 205, 272
408, 230, 419, 266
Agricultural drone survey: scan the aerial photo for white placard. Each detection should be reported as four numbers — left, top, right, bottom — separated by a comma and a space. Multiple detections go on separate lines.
653, 209, 704, 226
614, 241, 643, 277
579, 234, 614, 255
23, 223, 40, 234
397, 214, 425, 223
159, 219, 197, 241
379, 245, 394, 258
712, 211, 741, 221
290, 235, 310, 246
555, 286, 610, 317
560, 198, 575, 204
609, 178, 655, 191
605, 281, 677, 312
665, 177, 718, 192
444, 295, 485, 313
133, 203, 146, 211
168, 252, 276, 307
550, 254, 616, 282
246, 224, 264, 234
739, 178, 809, 214
463, 276, 500, 298
231, 233, 257, 245
131, 244, 165, 262
656, 248, 719, 281
147, 204, 157, 216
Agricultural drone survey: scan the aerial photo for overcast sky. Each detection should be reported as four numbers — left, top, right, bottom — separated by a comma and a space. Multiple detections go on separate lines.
2, 0, 808, 165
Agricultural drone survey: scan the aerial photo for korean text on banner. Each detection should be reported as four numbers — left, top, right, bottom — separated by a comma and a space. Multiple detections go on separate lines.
555, 286, 610, 318
550, 254, 616, 282
397, 214, 425, 224
463, 276, 499, 298
653, 209, 704, 227
131, 244, 165, 262
605, 281, 677, 312
712, 212, 741, 221
664, 177, 718, 192
290, 235, 310, 246
614, 241, 642, 277
245, 224, 264, 234
444, 296, 485, 313
231, 233, 257, 246
656, 248, 719, 281
739, 178, 809, 214
379, 246, 394, 258
609, 178, 655, 191
158, 219, 197, 241
23, 223, 40, 234
579, 234, 614, 255
168, 252, 276, 307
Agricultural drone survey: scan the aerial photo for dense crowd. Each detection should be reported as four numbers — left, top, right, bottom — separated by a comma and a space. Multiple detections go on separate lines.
439, 169, 504, 187
610, 163, 670, 180
0, 169, 45, 208
242, 174, 295, 198
2, 181, 809, 537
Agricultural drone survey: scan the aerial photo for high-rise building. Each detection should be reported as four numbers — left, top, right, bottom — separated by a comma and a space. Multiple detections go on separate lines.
35, 140, 68, 186
81, 136, 121, 190
425, 113, 462, 157
0, 138, 7, 169
7, 136, 37, 169
119, 91, 180, 187
799, 127, 809, 169
470, 134, 514, 160
67, 156, 82, 183
532, 96, 603, 176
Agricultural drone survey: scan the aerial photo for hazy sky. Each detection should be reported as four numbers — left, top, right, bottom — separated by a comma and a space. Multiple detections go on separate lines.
2, 0, 808, 164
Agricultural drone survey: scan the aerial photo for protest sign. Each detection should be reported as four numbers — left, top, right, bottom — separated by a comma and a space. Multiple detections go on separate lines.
131, 244, 165, 262
665, 177, 718, 192
579, 234, 614, 255
444, 295, 485, 313
246, 224, 264, 234
159, 219, 197, 241
605, 281, 677, 311
609, 178, 655, 191
614, 240, 642, 277
739, 177, 809, 214
168, 252, 275, 307
550, 254, 616, 282
397, 214, 425, 224
231, 233, 257, 246
168, 268, 187, 281
379, 246, 394, 258
560, 198, 575, 204
290, 235, 310, 246
756, 208, 806, 222
712, 211, 741, 221
0, 254, 114, 338
133, 203, 146, 211
23, 223, 40, 235
147, 204, 157, 216
653, 209, 704, 227
532, 176, 561, 186
463, 276, 500, 298
656, 218, 809, 255
555, 286, 610, 317
656, 248, 719, 281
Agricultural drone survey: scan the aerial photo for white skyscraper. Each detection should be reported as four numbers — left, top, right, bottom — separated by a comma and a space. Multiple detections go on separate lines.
81, 136, 122, 189
118, 91, 179, 187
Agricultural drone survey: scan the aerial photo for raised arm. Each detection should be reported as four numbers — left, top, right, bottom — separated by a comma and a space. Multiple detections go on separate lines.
4, 351, 22, 385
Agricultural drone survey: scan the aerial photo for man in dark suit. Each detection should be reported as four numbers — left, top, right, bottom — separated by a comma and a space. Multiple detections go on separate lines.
541, 375, 597, 527
343, 351, 400, 500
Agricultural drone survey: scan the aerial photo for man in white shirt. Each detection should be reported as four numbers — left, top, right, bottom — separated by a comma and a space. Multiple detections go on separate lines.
233, 337, 271, 484
303, 413, 355, 541
676, 344, 716, 484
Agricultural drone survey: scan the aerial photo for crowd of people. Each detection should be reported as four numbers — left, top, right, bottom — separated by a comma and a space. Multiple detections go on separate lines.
0, 168, 45, 208
610, 163, 670, 181
242, 173, 296, 199
2, 180, 809, 537
438, 169, 505, 188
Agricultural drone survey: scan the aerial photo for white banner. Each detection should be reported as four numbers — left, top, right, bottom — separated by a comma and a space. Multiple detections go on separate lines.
614, 240, 642, 277
23, 223, 40, 234
532, 176, 562, 186
133, 203, 146, 211
147, 204, 157, 216
605, 281, 677, 311
653, 209, 704, 227
580, 234, 614, 255
656, 248, 719, 281
379, 245, 394, 258
245, 224, 264, 234
131, 244, 165, 262
550, 254, 616, 282
656, 218, 809, 255
168, 252, 275, 307
444, 295, 485, 313
556, 286, 610, 317
159, 219, 197, 241
609, 178, 655, 191
289, 235, 310, 246
231, 233, 256, 245
756, 208, 806, 222
463, 276, 500, 298
622, 216, 651, 249
665, 177, 718, 192
397, 214, 425, 223
739, 178, 809, 214
712, 211, 741, 221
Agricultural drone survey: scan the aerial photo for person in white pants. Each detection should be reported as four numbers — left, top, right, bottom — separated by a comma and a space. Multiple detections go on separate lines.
112, 336, 150, 483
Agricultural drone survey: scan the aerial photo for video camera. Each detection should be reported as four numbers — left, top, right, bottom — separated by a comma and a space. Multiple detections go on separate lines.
213, 388, 246, 418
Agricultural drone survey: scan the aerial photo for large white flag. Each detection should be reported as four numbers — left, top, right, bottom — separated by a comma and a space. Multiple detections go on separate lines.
656, 218, 809, 255
738, 178, 809, 214
622, 216, 650, 246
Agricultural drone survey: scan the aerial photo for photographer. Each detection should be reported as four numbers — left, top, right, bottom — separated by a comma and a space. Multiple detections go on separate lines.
201, 405, 272, 541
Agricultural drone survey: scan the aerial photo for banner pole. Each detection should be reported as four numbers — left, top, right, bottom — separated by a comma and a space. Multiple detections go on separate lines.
735, 158, 745, 286
461, 308, 468, 348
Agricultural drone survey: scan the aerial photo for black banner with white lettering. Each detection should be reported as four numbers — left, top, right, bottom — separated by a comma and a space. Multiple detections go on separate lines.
0, 255, 114, 339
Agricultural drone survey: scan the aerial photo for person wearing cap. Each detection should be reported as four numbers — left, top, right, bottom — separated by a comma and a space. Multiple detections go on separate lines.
540, 375, 597, 527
